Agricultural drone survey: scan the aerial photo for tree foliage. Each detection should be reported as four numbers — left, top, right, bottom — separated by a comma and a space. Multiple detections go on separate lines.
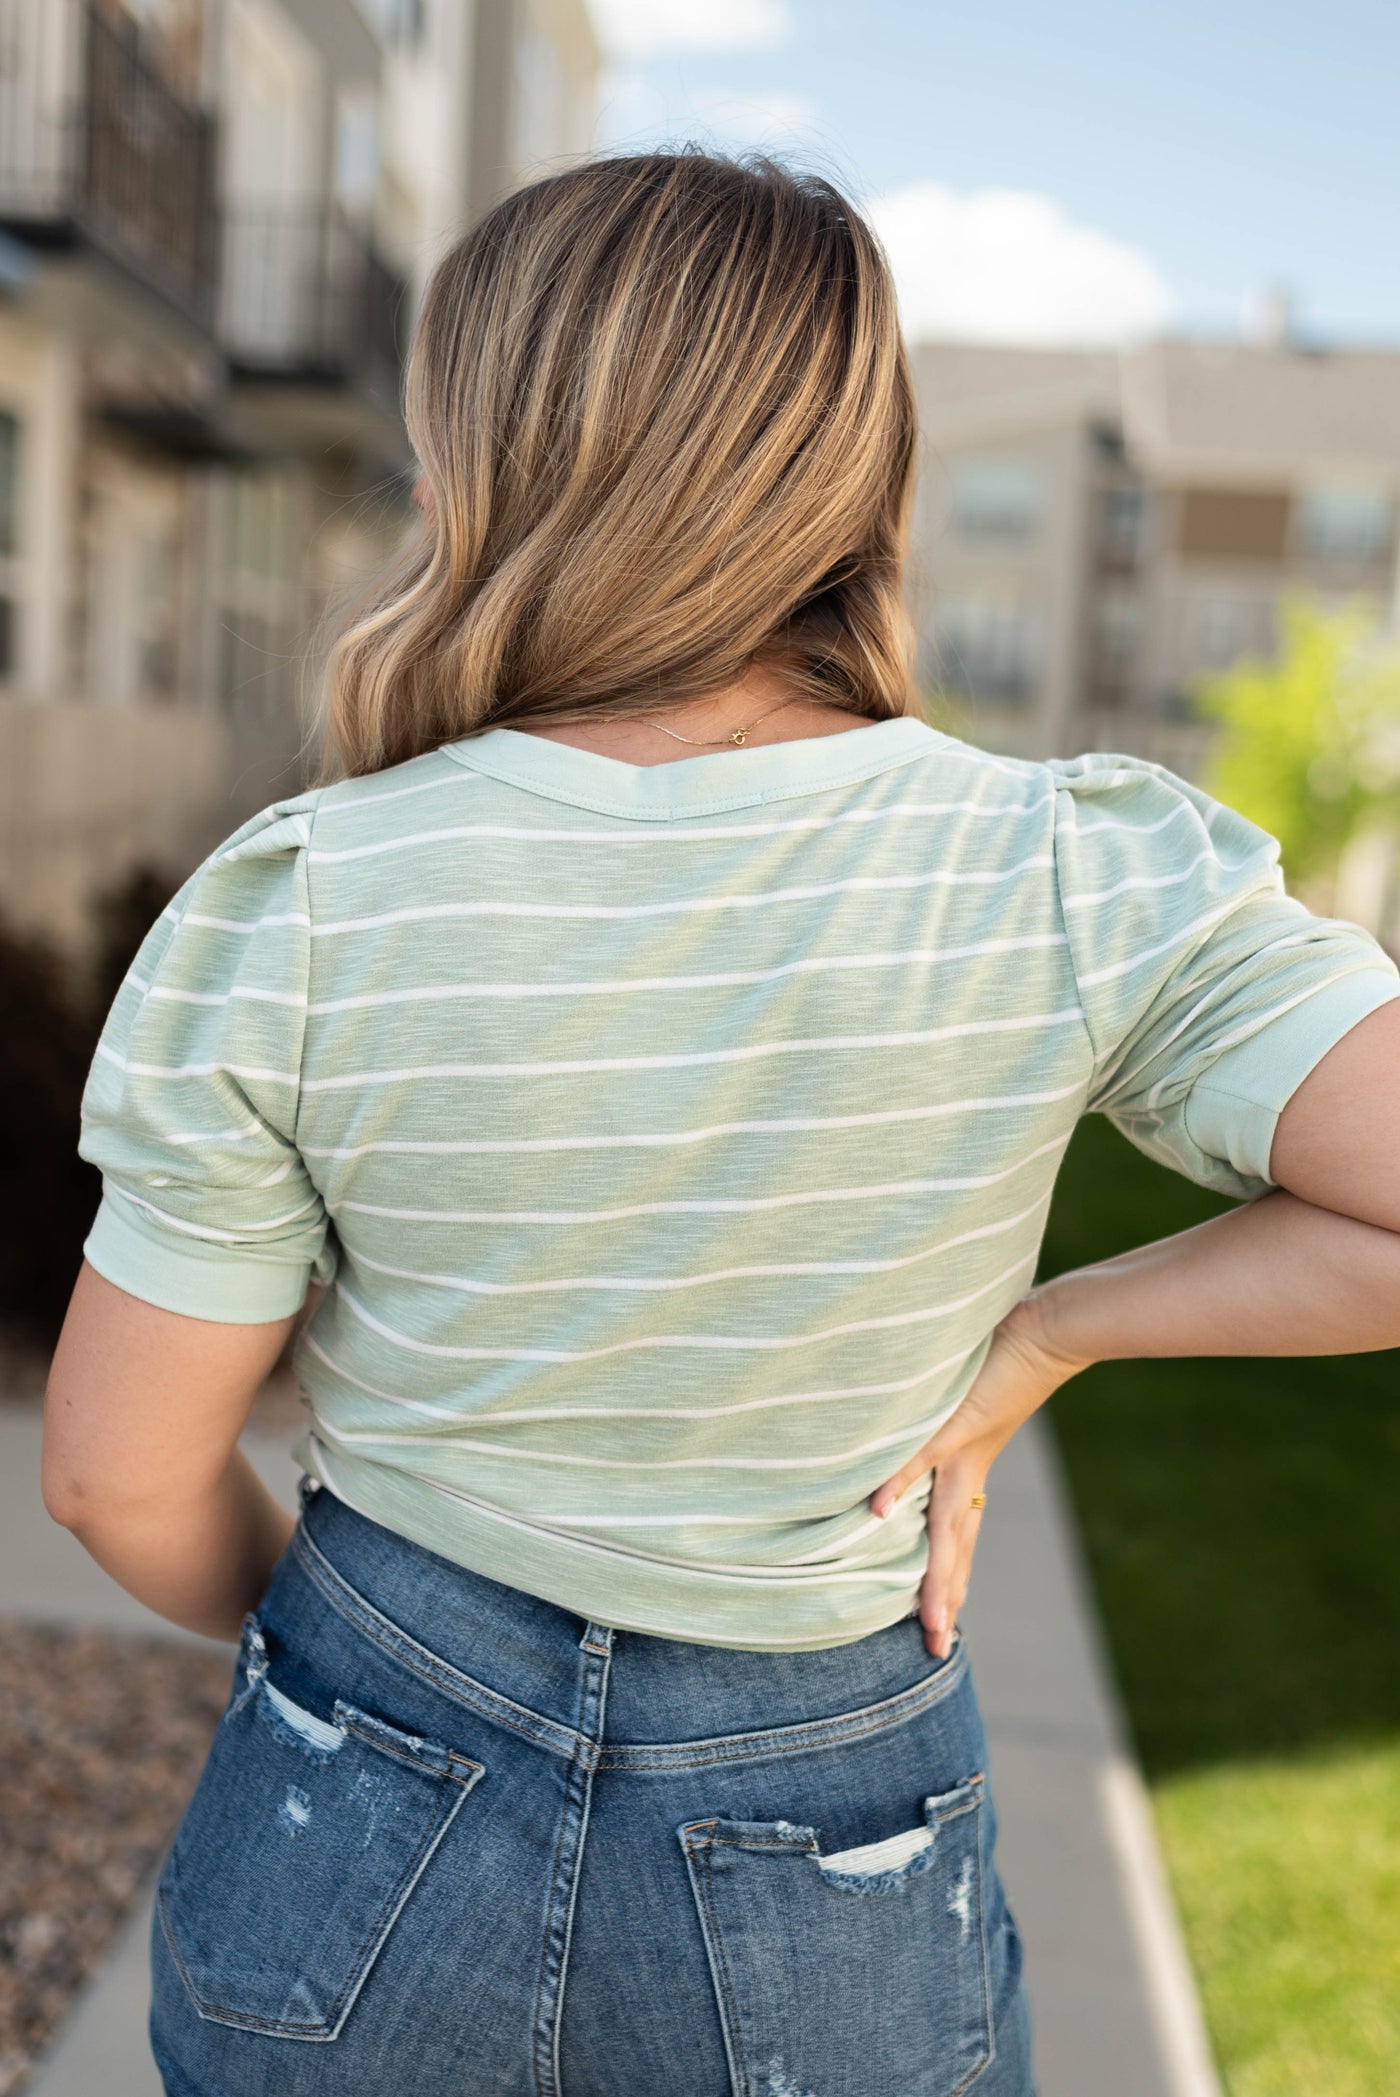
1194, 596, 1400, 890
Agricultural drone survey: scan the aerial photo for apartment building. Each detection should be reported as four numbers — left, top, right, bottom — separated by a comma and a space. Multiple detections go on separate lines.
0, 0, 599, 962
912, 335, 1400, 774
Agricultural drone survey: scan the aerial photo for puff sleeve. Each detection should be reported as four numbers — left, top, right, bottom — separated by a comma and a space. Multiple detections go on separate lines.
78, 794, 338, 1321
1050, 754, 1400, 1200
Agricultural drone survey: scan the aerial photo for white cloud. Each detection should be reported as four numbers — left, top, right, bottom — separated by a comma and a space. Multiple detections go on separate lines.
867, 184, 1172, 347
589, 0, 793, 60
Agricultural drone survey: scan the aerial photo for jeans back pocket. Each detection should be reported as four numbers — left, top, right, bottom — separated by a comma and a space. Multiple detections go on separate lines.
156, 1612, 484, 2041
680, 1775, 993, 2097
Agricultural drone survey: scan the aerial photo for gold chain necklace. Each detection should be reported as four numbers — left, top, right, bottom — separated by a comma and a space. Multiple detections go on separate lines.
640, 696, 801, 748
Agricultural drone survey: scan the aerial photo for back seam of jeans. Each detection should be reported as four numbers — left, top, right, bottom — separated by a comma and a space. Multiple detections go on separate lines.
290, 1521, 581, 1760
290, 1518, 972, 1768
593, 1641, 971, 1768
533, 1631, 613, 2097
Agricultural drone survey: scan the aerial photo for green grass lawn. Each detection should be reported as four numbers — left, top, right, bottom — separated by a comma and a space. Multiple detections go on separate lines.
1038, 1118, 1400, 2095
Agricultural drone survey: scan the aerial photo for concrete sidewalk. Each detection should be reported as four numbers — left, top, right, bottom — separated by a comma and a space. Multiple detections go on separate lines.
1, 1404, 1220, 2097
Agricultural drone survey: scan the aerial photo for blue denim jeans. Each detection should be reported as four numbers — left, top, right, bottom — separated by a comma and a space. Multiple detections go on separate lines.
150, 1476, 1036, 2096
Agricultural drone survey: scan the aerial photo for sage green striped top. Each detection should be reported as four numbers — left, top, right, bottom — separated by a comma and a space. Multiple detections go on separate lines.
78, 717, 1400, 1648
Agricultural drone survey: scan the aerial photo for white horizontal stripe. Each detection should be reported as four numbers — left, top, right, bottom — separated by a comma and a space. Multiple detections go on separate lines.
333, 1251, 1034, 1367
134, 1119, 266, 1149
305, 1434, 915, 1578
309, 1445, 921, 1588
1091, 930, 1319, 1111
305, 793, 1055, 861
216, 816, 311, 856
1060, 846, 1259, 911
953, 745, 1035, 781
324, 766, 480, 811
1135, 963, 1388, 1117
1052, 765, 1147, 792
306, 933, 1069, 1015
105, 1181, 320, 1243
333, 1131, 1070, 1228
310, 1434, 901, 1575
299, 1010, 1082, 1090
343, 1190, 1052, 1298
300, 1393, 879, 1529
142, 984, 307, 1011
80, 1112, 269, 1150
310, 853, 1056, 936
1073, 893, 1292, 989
1071, 798, 1195, 840
311, 1094, 1082, 1177
179, 910, 311, 934
1176, 964, 1396, 1070
1115, 936, 1322, 1108
304, 1412, 886, 1557
314, 1371, 984, 1469
94, 1043, 299, 1085
303, 1333, 975, 1428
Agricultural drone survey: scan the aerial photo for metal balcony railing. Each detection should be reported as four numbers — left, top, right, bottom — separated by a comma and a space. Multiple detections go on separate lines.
0, 0, 216, 323
220, 203, 407, 403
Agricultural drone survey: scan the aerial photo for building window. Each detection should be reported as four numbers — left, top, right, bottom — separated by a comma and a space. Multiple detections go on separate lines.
1190, 595, 1271, 672
931, 596, 1042, 704
1176, 487, 1291, 563
1297, 486, 1394, 566
1088, 594, 1141, 706
217, 471, 307, 721
355, 0, 425, 47
334, 88, 380, 211
88, 468, 184, 707
0, 410, 21, 682
1098, 486, 1148, 571
947, 456, 1045, 542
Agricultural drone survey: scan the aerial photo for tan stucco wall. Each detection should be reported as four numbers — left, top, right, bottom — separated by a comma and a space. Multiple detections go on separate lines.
0, 704, 241, 966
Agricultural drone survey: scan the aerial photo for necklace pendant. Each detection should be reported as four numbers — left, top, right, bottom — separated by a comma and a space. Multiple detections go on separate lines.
730, 728, 748, 745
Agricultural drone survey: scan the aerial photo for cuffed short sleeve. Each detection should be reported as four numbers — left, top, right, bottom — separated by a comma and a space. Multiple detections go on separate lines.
1050, 754, 1400, 1199
78, 793, 338, 1322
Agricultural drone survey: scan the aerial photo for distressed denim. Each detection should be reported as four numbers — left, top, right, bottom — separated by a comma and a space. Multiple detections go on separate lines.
150, 1477, 1036, 2096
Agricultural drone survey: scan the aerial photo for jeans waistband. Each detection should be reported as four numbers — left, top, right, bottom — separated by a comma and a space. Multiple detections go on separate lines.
290, 1478, 966, 1768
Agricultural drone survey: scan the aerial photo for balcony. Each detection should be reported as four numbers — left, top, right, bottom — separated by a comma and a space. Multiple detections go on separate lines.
0, 0, 217, 326
220, 204, 408, 410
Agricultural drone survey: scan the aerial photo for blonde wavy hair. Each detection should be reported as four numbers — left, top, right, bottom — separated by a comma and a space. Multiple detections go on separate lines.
319, 150, 919, 780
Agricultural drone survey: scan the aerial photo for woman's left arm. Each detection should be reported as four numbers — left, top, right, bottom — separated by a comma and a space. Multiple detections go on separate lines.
872, 999, 1400, 1659
42, 1264, 318, 1642
53, 795, 334, 1642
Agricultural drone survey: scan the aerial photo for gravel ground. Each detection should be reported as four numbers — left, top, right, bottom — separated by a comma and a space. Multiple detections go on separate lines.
0, 1346, 302, 2093
0, 1621, 235, 2095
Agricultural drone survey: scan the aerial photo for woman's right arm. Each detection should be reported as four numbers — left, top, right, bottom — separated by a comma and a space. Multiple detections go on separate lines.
1035, 995, 1400, 1361
1267, 996, 1400, 1231
871, 998, 1400, 1656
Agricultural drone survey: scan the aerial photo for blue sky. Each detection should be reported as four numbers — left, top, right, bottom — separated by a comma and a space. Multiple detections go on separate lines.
589, 0, 1400, 347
